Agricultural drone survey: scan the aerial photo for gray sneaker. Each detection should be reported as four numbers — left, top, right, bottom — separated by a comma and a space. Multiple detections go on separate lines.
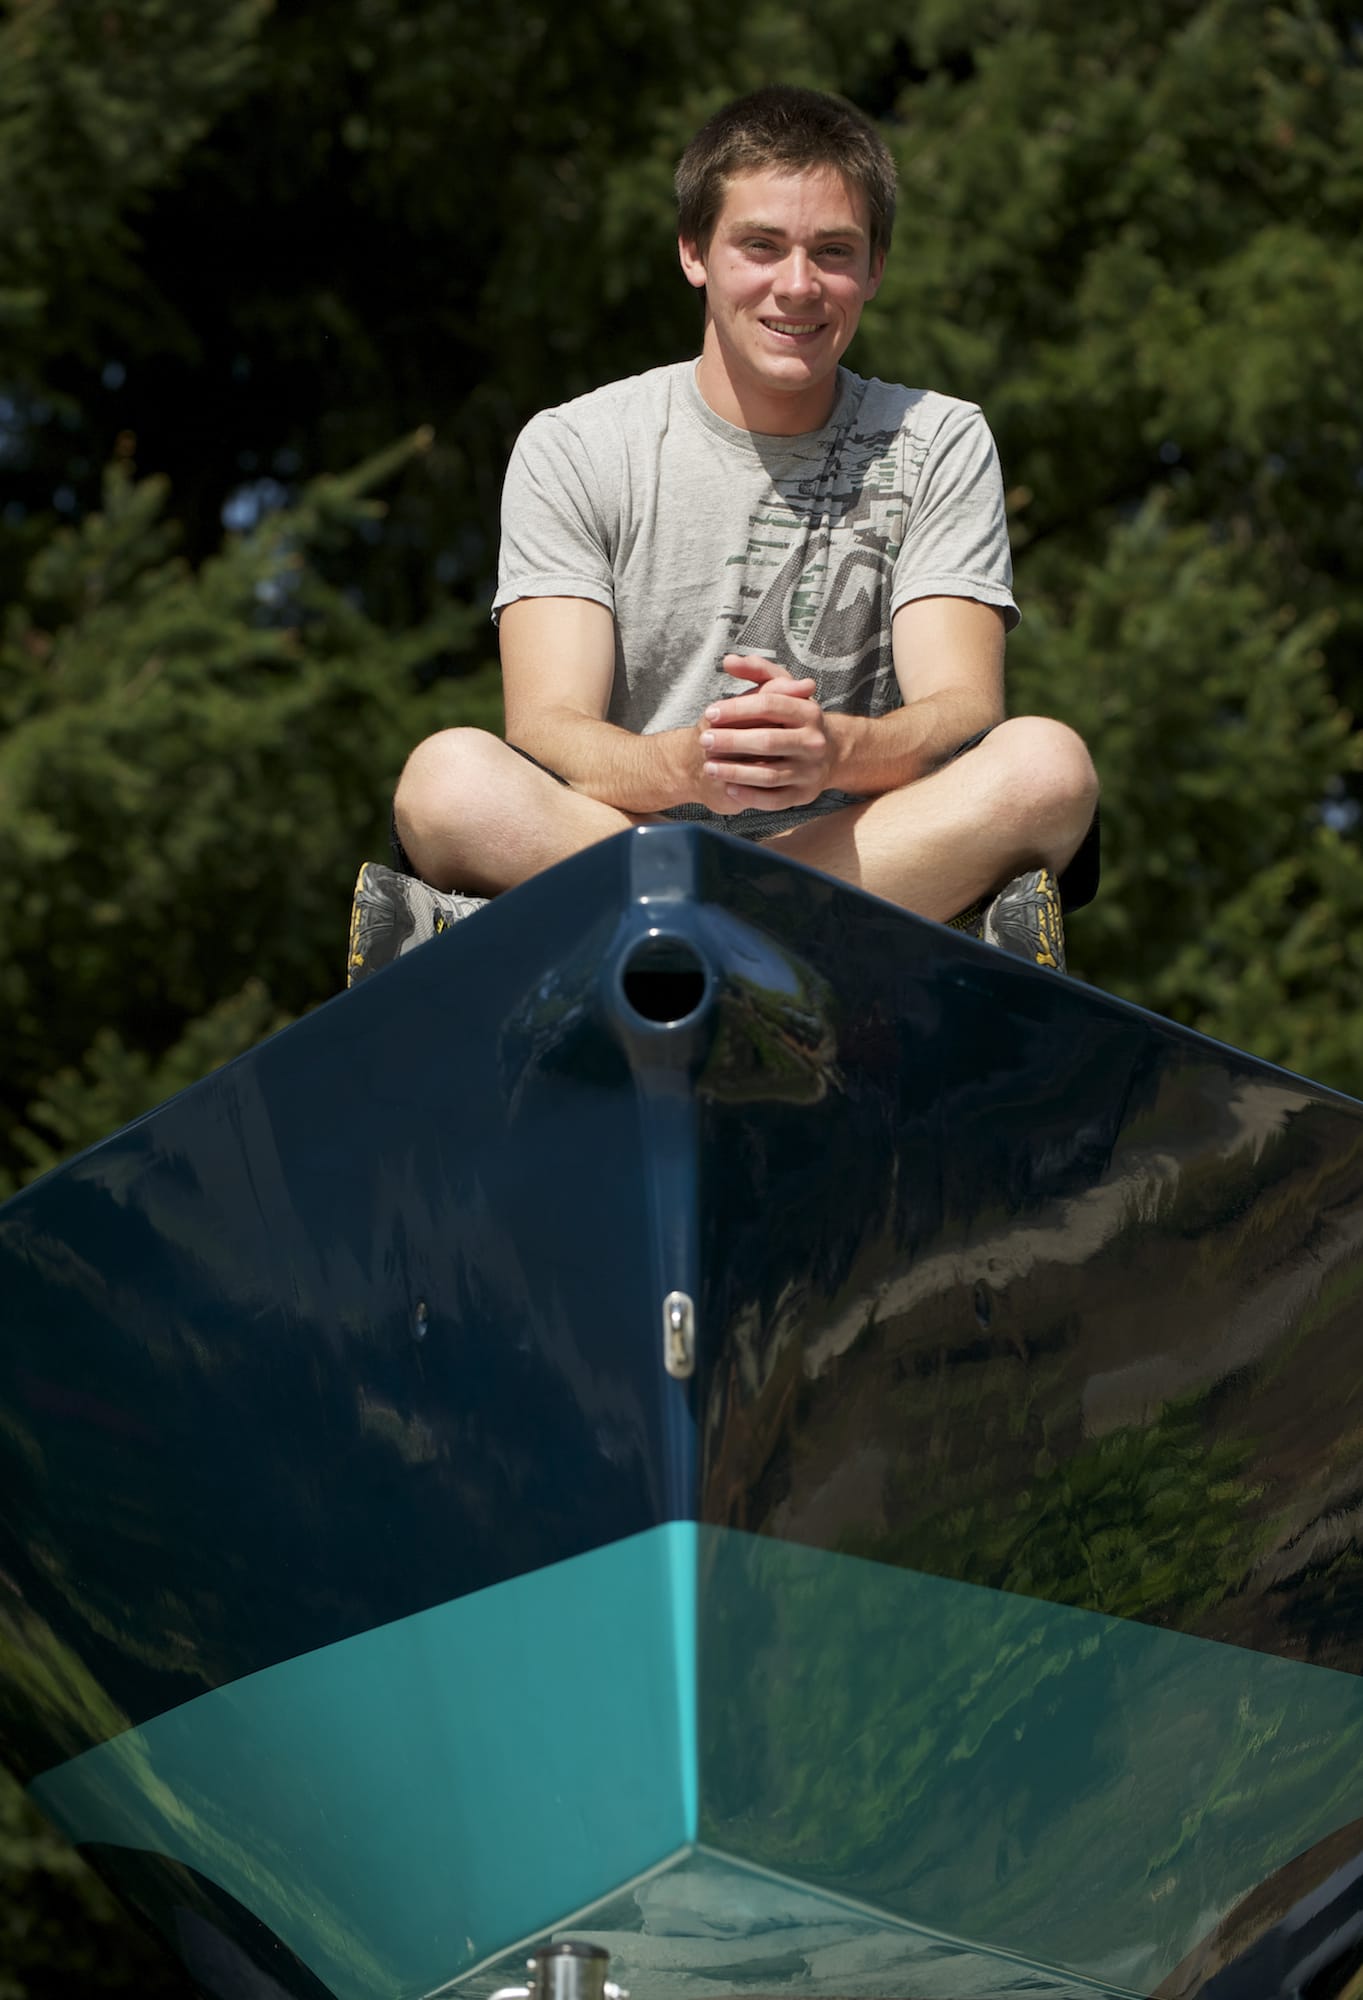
347, 861, 487, 988
980, 865, 1066, 972
947, 867, 1067, 972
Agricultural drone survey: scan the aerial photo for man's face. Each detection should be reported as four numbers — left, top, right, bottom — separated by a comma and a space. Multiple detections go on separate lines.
679, 165, 885, 434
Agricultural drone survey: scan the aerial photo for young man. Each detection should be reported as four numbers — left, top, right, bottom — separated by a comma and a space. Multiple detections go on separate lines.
349, 86, 1098, 983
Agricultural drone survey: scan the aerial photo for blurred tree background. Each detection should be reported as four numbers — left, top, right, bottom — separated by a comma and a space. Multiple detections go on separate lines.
0, 0, 1359, 1989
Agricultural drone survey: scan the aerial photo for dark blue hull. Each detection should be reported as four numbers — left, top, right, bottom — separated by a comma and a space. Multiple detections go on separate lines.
4, 825, 1363, 1998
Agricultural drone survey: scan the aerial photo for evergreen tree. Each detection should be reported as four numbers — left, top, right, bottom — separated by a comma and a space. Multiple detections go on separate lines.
0, 0, 268, 383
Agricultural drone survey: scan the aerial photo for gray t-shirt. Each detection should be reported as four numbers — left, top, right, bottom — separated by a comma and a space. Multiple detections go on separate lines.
493, 361, 1018, 836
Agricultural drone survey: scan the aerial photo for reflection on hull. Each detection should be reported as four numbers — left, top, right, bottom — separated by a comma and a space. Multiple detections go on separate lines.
4, 825, 1363, 2000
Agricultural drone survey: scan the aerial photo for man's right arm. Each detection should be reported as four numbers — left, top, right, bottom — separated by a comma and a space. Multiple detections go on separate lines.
498, 406, 783, 816
501, 595, 741, 816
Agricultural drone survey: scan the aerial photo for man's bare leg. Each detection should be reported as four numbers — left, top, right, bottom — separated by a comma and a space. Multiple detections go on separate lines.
396, 715, 1096, 916
394, 728, 651, 894
762, 717, 1098, 919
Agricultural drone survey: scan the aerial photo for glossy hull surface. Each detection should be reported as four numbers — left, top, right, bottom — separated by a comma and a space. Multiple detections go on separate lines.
4, 825, 1363, 2000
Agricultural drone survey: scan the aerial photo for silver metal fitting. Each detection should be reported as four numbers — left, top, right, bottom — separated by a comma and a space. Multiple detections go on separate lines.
489, 1940, 628, 2000
663, 1290, 695, 1379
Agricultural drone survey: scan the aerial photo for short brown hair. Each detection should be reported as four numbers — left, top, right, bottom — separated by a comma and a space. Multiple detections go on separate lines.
676, 85, 897, 262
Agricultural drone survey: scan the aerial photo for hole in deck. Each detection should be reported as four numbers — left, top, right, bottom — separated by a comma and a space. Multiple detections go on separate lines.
620, 935, 707, 1024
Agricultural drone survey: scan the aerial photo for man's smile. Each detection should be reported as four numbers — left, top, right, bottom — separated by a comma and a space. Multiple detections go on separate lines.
761, 318, 827, 340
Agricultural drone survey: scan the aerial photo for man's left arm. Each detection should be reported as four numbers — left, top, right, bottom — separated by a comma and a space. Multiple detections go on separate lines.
701, 396, 1015, 808
823, 394, 1014, 794
697, 596, 1005, 808
824, 592, 1006, 793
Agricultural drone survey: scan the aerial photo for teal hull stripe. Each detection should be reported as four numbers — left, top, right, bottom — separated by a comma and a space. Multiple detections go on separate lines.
33, 1523, 699, 2000
29, 1523, 1363, 1999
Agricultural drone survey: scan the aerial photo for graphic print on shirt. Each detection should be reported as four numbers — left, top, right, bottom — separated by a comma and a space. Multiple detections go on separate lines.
719, 417, 930, 706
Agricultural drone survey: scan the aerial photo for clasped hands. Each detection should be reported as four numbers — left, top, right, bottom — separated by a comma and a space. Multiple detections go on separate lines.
695, 654, 837, 814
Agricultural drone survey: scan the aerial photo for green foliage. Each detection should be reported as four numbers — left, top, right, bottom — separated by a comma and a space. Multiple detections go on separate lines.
0, 0, 269, 376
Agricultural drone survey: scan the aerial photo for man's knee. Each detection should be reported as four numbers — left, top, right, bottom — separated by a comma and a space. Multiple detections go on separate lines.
986, 715, 1098, 842
393, 727, 507, 878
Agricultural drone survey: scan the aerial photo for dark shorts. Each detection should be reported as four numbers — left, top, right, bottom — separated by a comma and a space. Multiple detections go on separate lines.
391, 732, 1101, 913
